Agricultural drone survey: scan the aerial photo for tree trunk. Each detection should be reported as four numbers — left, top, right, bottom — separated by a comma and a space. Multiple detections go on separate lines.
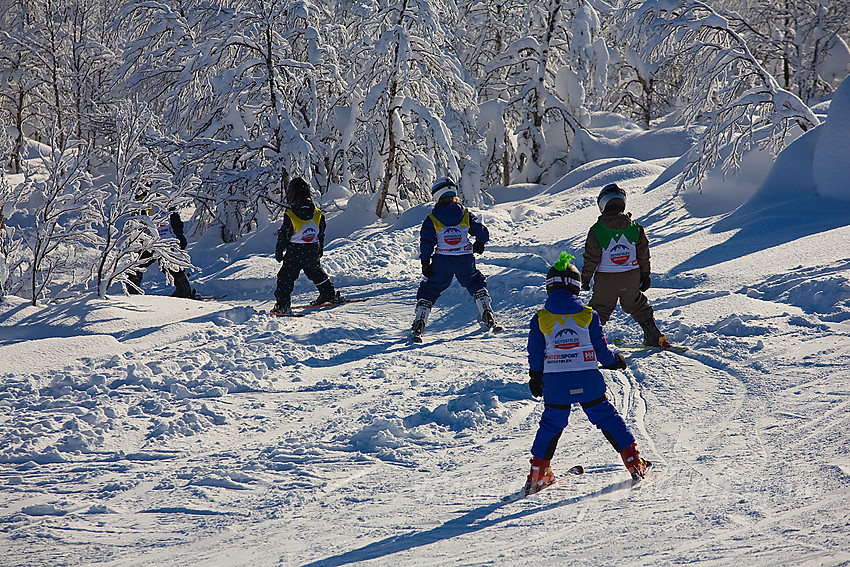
375, 106, 398, 218
502, 130, 510, 187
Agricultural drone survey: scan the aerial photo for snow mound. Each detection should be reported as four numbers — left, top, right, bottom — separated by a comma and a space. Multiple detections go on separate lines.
813, 74, 850, 201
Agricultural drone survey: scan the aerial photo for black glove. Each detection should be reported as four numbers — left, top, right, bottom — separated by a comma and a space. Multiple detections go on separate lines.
528, 370, 543, 398
639, 272, 651, 292
472, 241, 485, 254
603, 353, 627, 371
422, 260, 434, 278
582, 279, 591, 291
275, 250, 283, 262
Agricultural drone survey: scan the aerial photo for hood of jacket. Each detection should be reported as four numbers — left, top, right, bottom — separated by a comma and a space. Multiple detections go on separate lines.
291, 199, 316, 221
432, 201, 466, 226
542, 289, 585, 315
597, 210, 633, 230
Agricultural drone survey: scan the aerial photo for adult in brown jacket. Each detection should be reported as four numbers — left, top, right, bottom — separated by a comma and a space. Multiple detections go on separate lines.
581, 184, 671, 348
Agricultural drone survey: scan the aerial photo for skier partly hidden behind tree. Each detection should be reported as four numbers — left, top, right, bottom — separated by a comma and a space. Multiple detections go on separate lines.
128, 195, 198, 299
411, 177, 500, 342
581, 183, 671, 348
271, 177, 344, 316
524, 252, 650, 494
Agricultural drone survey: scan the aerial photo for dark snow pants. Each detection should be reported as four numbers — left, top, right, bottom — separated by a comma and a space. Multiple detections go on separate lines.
588, 269, 654, 326
416, 254, 487, 304
275, 245, 334, 308
531, 396, 635, 461
128, 251, 193, 298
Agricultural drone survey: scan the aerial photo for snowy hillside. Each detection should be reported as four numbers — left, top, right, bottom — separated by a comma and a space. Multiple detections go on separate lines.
3, 102, 850, 565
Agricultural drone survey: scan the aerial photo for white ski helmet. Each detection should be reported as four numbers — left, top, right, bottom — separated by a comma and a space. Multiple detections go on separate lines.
431, 177, 458, 201
597, 183, 627, 213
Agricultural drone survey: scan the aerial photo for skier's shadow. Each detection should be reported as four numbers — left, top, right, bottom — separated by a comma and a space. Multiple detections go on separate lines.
299, 326, 508, 368
297, 478, 635, 567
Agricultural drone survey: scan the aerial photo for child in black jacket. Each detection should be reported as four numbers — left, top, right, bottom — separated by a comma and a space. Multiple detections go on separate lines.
272, 177, 343, 315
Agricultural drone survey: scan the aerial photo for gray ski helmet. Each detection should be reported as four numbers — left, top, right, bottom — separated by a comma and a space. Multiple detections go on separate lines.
597, 183, 626, 213
546, 252, 582, 295
286, 177, 311, 204
431, 177, 457, 201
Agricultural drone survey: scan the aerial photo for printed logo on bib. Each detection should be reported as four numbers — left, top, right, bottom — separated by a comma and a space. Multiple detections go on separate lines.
597, 231, 640, 272
538, 308, 599, 372
443, 227, 462, 246
553, 328, 580, 349
301, 227, 318, 243
157, 224, 176, 240
610, 243, 631, 265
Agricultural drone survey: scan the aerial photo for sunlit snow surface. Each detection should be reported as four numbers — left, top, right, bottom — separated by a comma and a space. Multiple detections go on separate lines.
2, 97, 850, 565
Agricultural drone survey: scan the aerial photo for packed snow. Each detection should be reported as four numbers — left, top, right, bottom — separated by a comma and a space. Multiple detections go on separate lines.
2, 89, 850, 566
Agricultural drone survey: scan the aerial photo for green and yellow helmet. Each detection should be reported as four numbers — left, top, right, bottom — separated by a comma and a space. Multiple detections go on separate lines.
546, 252, 581, 295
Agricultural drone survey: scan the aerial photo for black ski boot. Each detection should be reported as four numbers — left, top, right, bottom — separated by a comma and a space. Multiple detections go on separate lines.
639, 318, 671, 348
270, 301, 294, 316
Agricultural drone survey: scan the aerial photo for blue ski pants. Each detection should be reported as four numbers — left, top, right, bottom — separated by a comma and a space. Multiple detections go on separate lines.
416, 254, 486, 304
531, 396, 635, 461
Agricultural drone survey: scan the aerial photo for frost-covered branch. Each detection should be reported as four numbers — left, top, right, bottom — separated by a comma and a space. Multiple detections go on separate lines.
615, 0, 820, 192
92, 100, 194, 297
25, 126, 102, 305
0, 120, 28, 300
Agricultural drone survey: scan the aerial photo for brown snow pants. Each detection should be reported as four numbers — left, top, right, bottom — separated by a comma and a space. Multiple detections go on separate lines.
588, 270, 654, 326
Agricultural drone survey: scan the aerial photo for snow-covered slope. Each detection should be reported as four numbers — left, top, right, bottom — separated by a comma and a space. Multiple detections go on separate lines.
2, 132, 850, 565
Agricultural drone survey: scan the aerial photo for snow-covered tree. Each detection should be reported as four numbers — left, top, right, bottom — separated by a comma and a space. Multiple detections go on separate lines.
604, 13, 681, 130
347, 0, 477, 216
479, 0, 603, 184
721, 0, 850, 103
616, 0, 820, 192
22, 125, 102, 305
62, 0, 124, 146
0, 0, 47, 173
0, 119, 28, 300
92, 100, 194, 297
116, 0, 337, 242
456, 0, 515, 187
18, 0, 78, 151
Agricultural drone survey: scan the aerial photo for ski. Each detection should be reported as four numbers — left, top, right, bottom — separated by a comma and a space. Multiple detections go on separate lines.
293, 297, 370, 310
253, 308, 308, 318
504, 465, 584, 501
613, 338, 688, 353
631, 460, 654, 487
200, 294, 227, 301
269, 310, 308, 318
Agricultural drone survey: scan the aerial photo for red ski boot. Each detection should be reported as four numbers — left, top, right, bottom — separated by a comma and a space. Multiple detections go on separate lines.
524, 457, 555, 494
621, 442, 651, 480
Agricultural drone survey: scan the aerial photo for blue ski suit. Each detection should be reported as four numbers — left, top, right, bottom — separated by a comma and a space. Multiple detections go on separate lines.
416, 201, 489, 303
528, 289, 636, 460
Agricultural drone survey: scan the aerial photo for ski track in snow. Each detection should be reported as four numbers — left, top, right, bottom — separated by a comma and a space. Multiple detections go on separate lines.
2, 165, 850, 566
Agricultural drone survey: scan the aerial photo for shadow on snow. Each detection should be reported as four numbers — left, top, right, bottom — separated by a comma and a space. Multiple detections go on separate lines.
298, 478, 636, 567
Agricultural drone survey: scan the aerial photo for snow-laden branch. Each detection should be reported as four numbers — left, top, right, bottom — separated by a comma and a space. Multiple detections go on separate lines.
615, 0, 820, 192
93, 100, 195, 297
25, 127, 102, 305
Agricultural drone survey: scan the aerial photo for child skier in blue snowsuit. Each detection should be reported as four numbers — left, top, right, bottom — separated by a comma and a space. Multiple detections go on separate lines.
411, 177, 499, 341
524, 252, 650, 494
